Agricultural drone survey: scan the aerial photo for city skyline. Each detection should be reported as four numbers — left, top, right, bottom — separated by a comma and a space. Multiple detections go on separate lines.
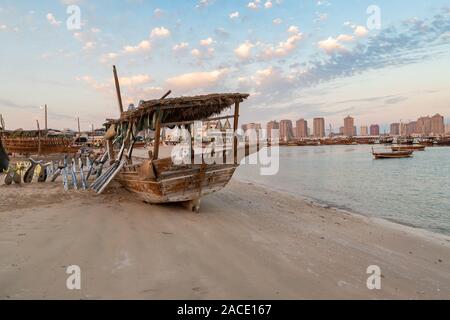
0, 1, 449, 131
243, 112, 447, 138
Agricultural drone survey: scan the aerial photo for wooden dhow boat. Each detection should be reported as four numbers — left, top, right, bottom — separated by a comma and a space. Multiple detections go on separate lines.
391, 145, 426, 152
2, 129, 79, 155
91, 67, 254, 212
372, 148, 413, 159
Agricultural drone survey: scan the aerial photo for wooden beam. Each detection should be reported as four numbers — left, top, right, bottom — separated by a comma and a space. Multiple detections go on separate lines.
233, 100, 240, 164
113, 65, 124, 115
161, 115, 235, 127
160, 90, 172, 100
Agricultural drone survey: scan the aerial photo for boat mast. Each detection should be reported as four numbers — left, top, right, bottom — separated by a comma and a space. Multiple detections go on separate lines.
113, 65, 124, 115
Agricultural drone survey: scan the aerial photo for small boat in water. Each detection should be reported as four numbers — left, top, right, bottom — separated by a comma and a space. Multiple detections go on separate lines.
391, 145, 426, 152
372, 148, 413, 159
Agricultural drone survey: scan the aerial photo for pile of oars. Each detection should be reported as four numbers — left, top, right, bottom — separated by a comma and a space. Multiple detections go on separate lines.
2, 154, 109, 191
90, 135, 133, 194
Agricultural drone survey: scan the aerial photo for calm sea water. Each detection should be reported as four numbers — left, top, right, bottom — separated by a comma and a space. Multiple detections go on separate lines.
236, 145, 450, 235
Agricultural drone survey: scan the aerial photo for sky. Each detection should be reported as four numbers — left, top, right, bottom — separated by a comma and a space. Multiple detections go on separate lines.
0, 0, 449, 132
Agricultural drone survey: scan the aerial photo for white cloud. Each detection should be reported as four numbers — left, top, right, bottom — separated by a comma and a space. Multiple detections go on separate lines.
264, 1, 273, 9
235, 41, 254, 60
314, 12, 328, 23
336, 34, 354, 42
288, 25, 299, 34
0, 25, 7, 31
166, 69, 228, 92
99, 52, 119, 64
123, 40, 152, 54
318, 37, 347, 54
150, 27, 171, 39
248, 2, 258, 10
191, 48, 202, 58
191, 47, 215, 60
82, 41, 96, 51
354, 25, 369, 37
229, 11, 240, 19
46, 13, 62, 27
260, 26, 303, 59
77, 76, 111, 93
119, 75, 152, 87
173, 42, 189, 53
273, 18, 282, 25
154, 8, 164, 18
200, 37, 214, 46
196, 0, 213, 8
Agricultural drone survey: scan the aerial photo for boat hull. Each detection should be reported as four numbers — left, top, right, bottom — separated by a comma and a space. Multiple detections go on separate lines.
116, 163, 238, 204
392, 145, 425, 152
3, 137, 78, 155
373, 151, 413, 159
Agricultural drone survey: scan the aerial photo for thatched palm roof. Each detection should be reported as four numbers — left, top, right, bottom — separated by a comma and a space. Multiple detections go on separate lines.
116, 93, 249, 125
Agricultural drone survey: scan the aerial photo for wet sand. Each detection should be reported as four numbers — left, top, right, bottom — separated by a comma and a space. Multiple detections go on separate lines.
0, 177, 450, 299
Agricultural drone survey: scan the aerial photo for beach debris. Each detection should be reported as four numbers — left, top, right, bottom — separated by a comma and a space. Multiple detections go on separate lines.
1, 153, 104, 191
23, 159, 40, 183
38, 162, 51, 183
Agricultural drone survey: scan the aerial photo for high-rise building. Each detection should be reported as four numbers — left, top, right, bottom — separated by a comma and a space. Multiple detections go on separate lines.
296, 119, 308, 138
370, 124, 380, 136
313, 118, 326, 138
406, 121, 417, 136
267, 120, 280, 141
343, 116, 354, 137
280, 120, 294, 141
390, 123, 400, 136
416, 116, 431, 136
242, 123, 262, 131
446, 124, 450, 135
360, 126, 368, 136
431, 114, 445, 136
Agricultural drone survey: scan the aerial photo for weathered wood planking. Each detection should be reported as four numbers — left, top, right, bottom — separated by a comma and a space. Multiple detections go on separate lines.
116, 162, 237, 203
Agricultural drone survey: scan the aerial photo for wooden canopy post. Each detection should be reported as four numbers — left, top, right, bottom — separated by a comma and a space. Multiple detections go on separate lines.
113, 65, 124, 115
151, 91, 172, 160
153, 111, 162, 160
233, 100, 240, 164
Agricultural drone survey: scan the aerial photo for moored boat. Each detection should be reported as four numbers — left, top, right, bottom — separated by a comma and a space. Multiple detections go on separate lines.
94, 88, 252, 212
391, 145, 426, 152
372, 149, 413, 159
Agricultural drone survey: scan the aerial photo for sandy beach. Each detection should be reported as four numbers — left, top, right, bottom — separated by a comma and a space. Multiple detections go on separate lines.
0, 176, 449, 300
